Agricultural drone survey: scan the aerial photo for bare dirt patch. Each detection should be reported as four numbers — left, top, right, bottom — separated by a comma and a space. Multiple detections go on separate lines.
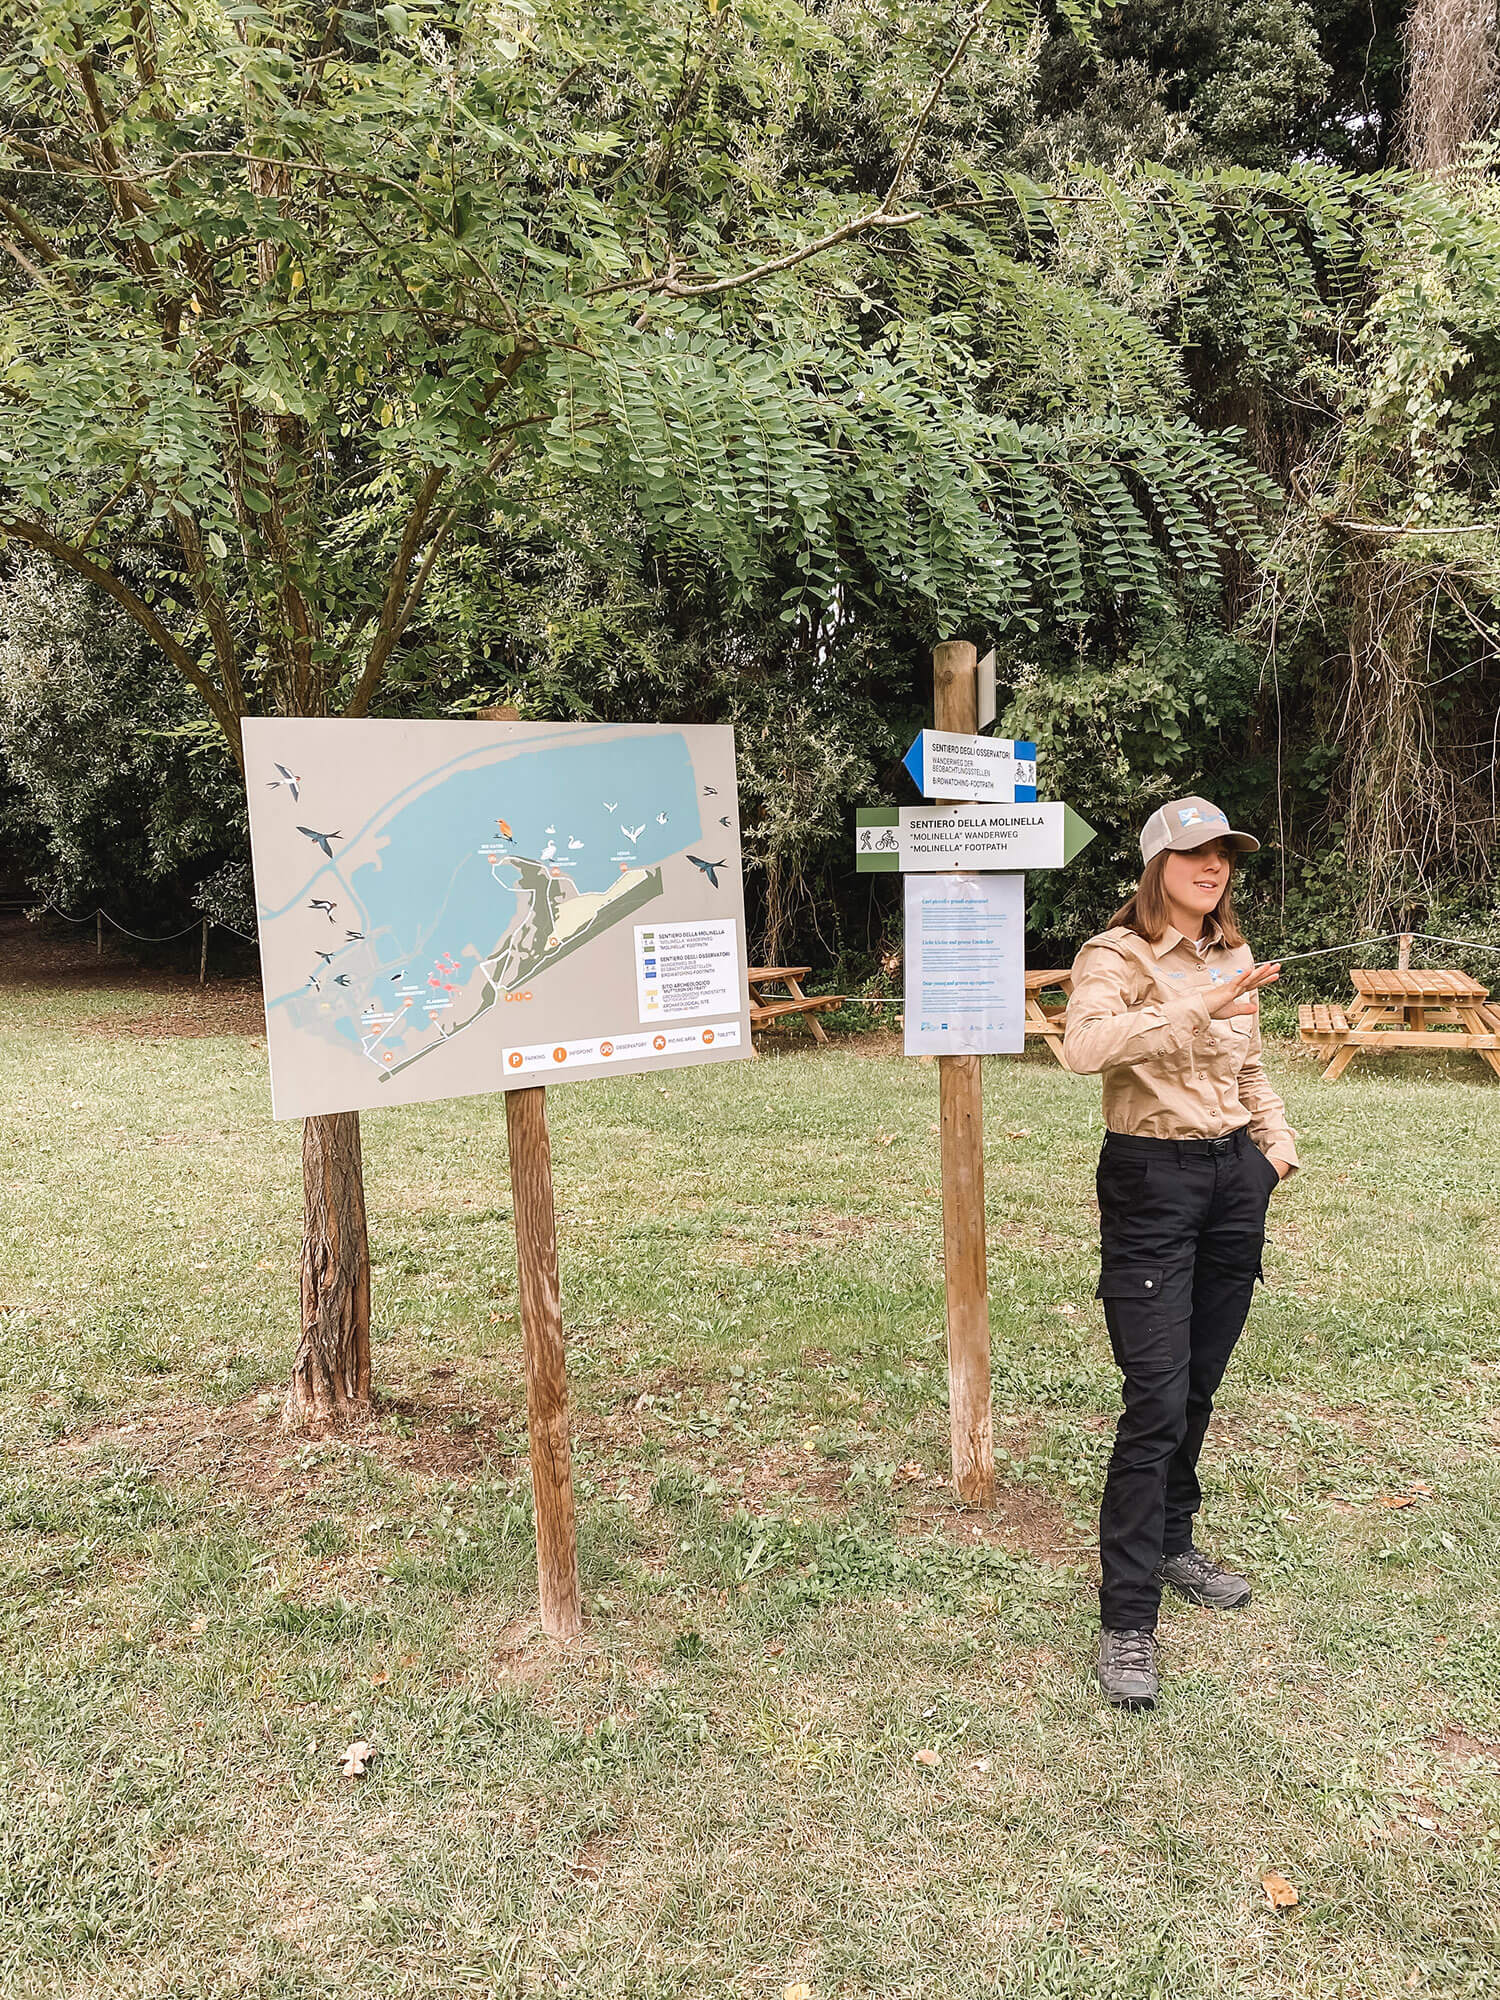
899, 1480, 1081, 1565
2, 915, 264, 1035
56, 1383, 526, 1509
1430, 1726, 1500, 1764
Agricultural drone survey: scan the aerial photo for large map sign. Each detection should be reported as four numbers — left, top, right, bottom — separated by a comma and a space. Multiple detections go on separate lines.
243, 719, 750, 1119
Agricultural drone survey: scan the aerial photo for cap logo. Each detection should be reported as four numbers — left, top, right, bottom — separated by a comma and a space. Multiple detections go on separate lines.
1177, 807, 1203, 826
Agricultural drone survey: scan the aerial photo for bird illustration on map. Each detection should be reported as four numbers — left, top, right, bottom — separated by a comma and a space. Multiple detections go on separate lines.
334, 974, 350, 987
315, 950, 333, 967
568, 836, 584, 849
656, 813, 668, 825
540, 839, 557, 861
298, 826, 340, 857
267, 763, 301, 801
621, 823, 645, 843
309, 898, 338, 921
718, 815, 732, 827
702, 785, 717, 795
496, 818, 513, 840
345, 929, 365, 941
604, 800, 618, 812
688, 854, 725, 887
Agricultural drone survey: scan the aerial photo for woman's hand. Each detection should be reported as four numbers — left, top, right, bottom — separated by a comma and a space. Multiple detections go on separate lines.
1204, 961, 1281, 1021
1270, 1157, 1292, 1183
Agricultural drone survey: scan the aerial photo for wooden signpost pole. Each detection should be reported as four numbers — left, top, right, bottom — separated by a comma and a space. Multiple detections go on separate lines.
504, 1085, 582, 1639
477, 704, 582, 1639
931, 640, 995, 1507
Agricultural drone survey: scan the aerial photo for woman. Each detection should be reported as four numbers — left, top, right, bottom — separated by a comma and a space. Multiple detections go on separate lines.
1062, 797, 1297, 1710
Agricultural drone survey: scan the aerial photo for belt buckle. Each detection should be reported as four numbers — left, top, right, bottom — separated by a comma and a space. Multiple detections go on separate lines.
1208, 1135, 1233, 1155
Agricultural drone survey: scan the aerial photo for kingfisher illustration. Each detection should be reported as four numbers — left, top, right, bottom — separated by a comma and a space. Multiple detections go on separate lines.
267, 763, 301, 801
496, 818, 513, 840
297, 826, 340, 857
688, 854, 725, 888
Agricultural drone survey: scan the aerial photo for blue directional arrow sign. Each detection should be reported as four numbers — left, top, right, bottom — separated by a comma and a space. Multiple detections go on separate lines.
902, 729, 1037, 802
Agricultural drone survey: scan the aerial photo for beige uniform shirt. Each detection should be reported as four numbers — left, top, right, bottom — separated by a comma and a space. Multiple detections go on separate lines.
1063, 922, 1299, 1171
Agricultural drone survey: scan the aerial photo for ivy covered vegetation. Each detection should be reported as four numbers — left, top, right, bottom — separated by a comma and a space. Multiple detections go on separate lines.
2, 0, 1498, 966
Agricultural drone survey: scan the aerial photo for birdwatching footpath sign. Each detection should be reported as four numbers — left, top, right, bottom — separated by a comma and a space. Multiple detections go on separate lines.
244, 716, 750, 1644
853, 644, 1100, 1514
854, 801, 1097, 873
902, 729, 1037, 802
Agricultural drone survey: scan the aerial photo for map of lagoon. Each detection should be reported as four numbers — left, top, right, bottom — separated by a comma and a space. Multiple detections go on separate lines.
245, 721, 748, 1118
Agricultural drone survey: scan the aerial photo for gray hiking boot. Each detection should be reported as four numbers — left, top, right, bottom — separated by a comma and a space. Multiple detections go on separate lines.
1156, 1545, 1252, 1610
1097, 1626, 1159, 1709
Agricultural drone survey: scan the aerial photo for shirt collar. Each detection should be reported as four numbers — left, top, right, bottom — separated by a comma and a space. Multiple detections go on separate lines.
1152, 918, 1224, 959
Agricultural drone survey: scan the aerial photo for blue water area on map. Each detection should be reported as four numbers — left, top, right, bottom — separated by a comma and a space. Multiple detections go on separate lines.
269, 731, 703, 1051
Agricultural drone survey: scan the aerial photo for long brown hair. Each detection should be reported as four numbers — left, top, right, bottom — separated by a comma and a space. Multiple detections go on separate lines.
1109, 844, 1245, 947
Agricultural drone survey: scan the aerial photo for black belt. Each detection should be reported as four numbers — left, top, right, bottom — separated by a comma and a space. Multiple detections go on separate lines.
1102, 1129, 1251, 1160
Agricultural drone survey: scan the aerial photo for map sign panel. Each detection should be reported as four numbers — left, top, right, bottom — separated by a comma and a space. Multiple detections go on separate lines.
244, 719, 750, 1118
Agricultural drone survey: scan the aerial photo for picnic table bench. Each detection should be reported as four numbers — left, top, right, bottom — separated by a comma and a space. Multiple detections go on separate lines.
1024, 968, 1073, 1066
747, 965, 843, 1042
1298, 963, 1499, 1081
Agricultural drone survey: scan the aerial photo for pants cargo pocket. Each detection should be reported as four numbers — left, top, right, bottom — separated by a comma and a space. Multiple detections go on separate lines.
1096, 1262, 1172, 1371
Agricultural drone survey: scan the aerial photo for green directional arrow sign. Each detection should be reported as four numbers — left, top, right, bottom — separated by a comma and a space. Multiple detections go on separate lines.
856, 802, 1097, 873
1061, 802, 1098, 864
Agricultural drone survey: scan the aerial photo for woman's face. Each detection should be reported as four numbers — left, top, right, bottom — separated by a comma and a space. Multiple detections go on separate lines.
1160, 840, 1232, 920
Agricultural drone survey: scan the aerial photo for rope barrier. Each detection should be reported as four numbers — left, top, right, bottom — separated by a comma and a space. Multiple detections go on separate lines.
37, 902, 258, 944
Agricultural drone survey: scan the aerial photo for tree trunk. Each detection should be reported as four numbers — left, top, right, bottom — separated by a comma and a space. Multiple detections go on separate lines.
286, 1111, 372, 1426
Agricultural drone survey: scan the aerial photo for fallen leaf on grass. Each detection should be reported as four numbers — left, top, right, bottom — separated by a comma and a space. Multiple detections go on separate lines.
785, 1986, 813, 2000
1376, 1495, 1417, 1509
1005, 1128, 1032, 1140
371, 1671, 390, 1687
339, 1740, 372, 1778
255, 1259, 277, 1271
914, 1747, 940, 1767
1261, 1871, 1298, 1911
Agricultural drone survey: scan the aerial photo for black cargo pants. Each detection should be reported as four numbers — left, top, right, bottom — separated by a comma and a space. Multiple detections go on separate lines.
1095, 1127, 1278, 1631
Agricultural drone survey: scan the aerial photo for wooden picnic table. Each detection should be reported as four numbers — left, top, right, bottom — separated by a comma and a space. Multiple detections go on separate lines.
746, 965, 843, 1042
1299, 964, 1500, 1081
1024, 968, 1073, 1066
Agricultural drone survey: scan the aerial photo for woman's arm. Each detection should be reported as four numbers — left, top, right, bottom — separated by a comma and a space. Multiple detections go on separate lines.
1062, 941, 1212, 1075
1238, 1008, 1300, 1175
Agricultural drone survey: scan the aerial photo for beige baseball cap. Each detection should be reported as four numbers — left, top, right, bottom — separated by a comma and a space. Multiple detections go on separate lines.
1140, 796, 1259, 865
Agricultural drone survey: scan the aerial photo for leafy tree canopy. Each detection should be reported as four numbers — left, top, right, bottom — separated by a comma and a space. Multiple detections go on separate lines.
8, 0, 1489, 765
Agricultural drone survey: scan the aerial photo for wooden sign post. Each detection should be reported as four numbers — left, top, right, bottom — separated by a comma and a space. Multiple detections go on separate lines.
504, 1084, 582, 1639
477, 703, 581, 1639
931, 641, 995, 1507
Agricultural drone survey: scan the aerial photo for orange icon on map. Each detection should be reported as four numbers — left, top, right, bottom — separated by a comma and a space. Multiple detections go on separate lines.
552, 1046, 567, 1063
600, 1041, 613, 1057
653, 1035, 666, 1051
507, 1051, 523, 1068
702, 1029, 714, 1044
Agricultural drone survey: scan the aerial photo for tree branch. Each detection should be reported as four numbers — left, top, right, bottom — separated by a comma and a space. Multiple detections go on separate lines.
0, 516, 244, 761
881, 1, 994, 212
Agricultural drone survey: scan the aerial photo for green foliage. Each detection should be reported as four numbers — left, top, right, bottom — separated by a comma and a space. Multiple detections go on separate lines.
0, 561, 244, 922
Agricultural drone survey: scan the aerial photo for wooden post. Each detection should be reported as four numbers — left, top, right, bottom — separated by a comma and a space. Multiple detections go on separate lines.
1398, 932, 1413, 970
932, 639, 995, 1507
504, 1085, 582, 1639
199, 917, 209, 986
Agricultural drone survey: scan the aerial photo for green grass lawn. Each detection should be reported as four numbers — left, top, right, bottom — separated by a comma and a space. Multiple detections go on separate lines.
3, 969, 1499, 1999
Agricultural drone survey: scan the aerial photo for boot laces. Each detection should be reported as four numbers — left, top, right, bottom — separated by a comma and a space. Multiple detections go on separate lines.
1110, 1627, 1155, 1672
1171, 1547, 1222, 1585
